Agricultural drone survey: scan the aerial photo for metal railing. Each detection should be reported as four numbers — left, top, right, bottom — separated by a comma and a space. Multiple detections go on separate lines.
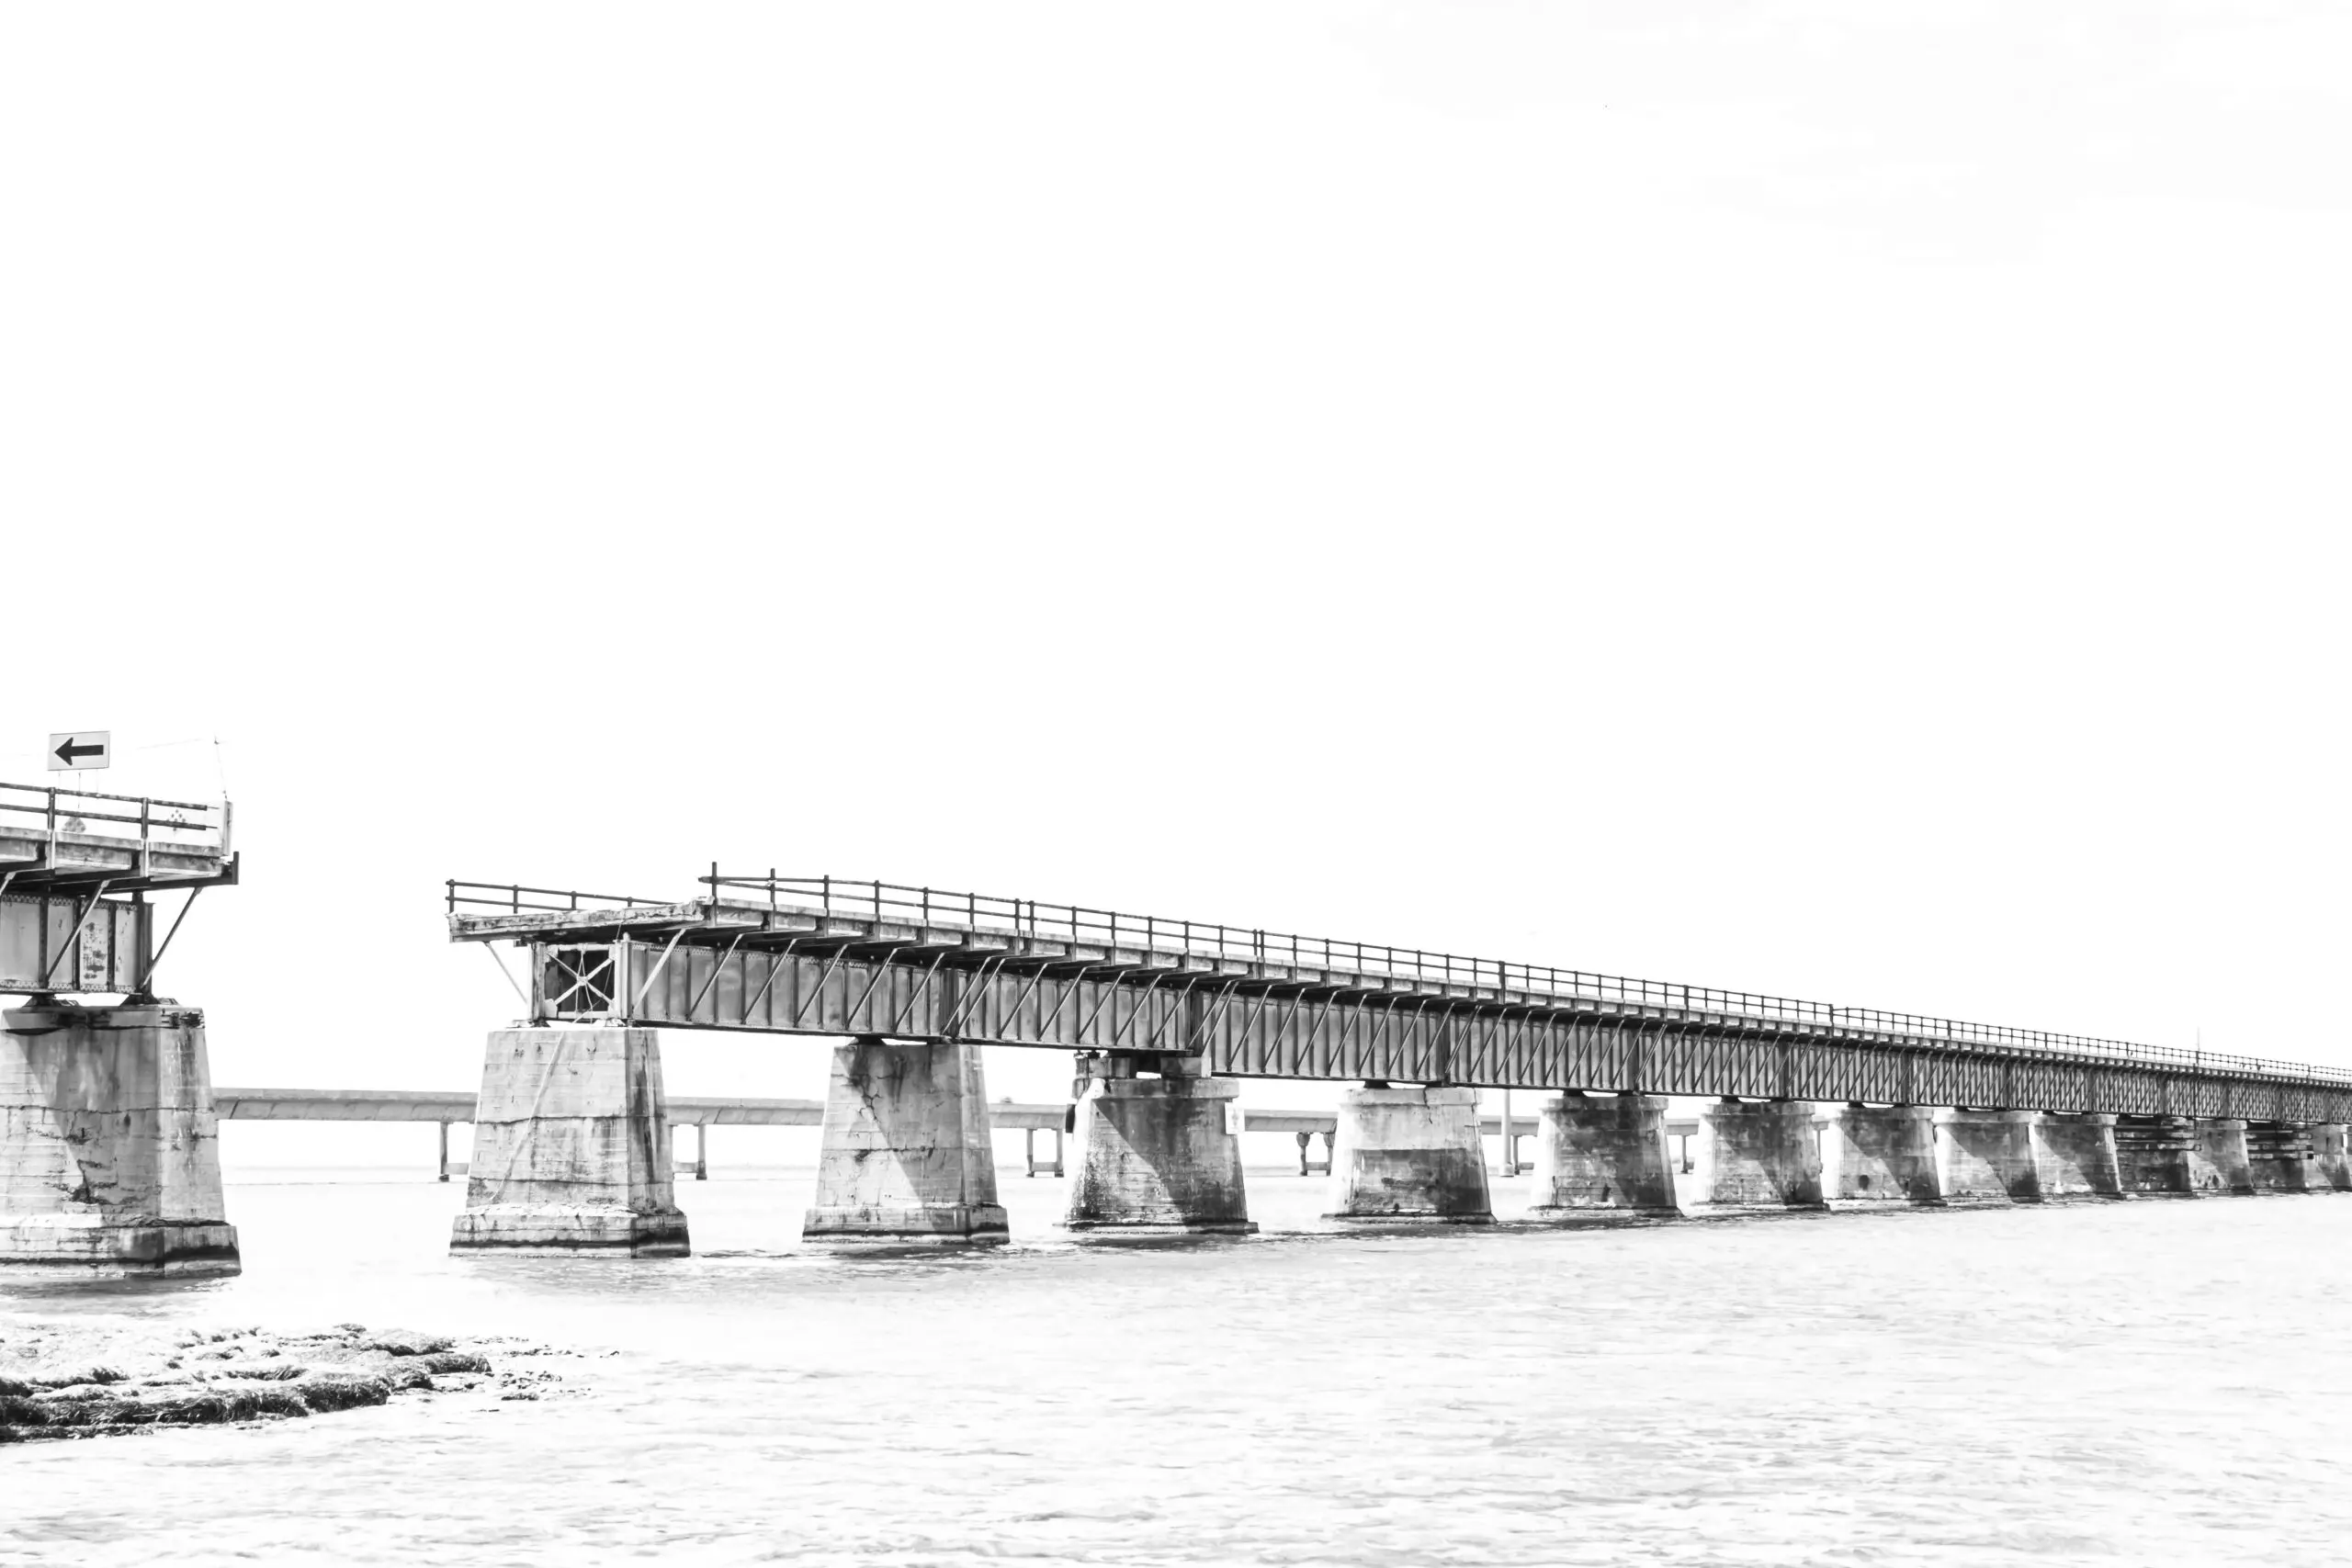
696, 873, 2352, 1088
447, 879, 659, 916
0, 779, 229, 853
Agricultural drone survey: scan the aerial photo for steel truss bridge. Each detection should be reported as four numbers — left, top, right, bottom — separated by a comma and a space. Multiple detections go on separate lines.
447, 873, 2352, 1123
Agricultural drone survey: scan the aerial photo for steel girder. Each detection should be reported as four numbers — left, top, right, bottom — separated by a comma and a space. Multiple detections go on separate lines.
548, 939, 2352, 1122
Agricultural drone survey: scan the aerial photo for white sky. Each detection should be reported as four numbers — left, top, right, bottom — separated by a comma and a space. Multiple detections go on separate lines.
6, 4, 2348, 1129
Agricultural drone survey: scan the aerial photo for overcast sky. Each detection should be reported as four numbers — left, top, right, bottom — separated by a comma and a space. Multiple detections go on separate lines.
6, 4, 2347, 1130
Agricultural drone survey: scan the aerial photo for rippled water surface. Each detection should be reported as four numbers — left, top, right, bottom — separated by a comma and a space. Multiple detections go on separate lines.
6, 1169, 2350, 1566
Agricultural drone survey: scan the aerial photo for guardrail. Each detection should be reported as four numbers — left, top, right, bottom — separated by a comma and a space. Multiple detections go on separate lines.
447, 878, 657, 915
0, 779, 229, 853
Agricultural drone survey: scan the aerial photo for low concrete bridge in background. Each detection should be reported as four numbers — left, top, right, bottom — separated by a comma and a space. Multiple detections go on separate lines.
211, 1086, 1553, 1181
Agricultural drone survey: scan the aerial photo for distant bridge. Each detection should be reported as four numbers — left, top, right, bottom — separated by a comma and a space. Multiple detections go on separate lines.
212, 1086, 1555, 1179
445, 874, 2352, 1122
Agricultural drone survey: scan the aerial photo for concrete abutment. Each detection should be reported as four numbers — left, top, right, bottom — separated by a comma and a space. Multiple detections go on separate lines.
450, 1026, 689, 1256
1528, 1092, 1680, 1221
1831, 1104, 1941, 1205
2188, 1118, 2255, 1195
1326, 1085, 1492, 1224
2311, 1124, 2352, 1191
2245, 1122, 2316, 1193
1066, 1059, 1254, 1235
1702, 1099, 1826, 1211
1939, 1110, 2041, 1203
2030, 1113, 2122, 1200
803, 1037, 1008, 1246
0, 1006, 239, 1276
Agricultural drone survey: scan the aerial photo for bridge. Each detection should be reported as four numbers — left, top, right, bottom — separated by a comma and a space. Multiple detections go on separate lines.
417, 869, 2352, 1254
4, 786, 2346, 1279
0, 779, 240, 1275
447, 874, 2351, 1121
209, 1087, 1554, 1180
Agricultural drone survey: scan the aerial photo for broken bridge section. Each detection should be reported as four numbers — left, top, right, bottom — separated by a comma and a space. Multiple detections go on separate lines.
0, 778, 241, 1276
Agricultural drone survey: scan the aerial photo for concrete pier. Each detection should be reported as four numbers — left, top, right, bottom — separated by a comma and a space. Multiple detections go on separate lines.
1702, 1099, 1826, 1211
803, 1038, 1008, 1246
2312, 1123, 2352, 1191
2031, 1113, 2123, 1200
2114, 1116, 2196, 1196
1939, 1110, 2041, 1202
1830, 1104, 1941, 1205
2187, 1118, 2255, 1195
1066, 1059, 1254, 1235
2245, 1122, 2314, 1193
0, 1005, 240, 1276
1326, 1085, 1492, 1223
1527, 1092, 1680, 1221
451, 1027, 687, 1255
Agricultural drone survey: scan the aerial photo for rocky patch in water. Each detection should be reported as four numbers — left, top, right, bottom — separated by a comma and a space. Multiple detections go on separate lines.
0, 1319, 580, 1442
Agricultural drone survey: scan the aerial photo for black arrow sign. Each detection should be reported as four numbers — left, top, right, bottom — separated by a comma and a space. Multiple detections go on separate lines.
53, 738, 105, 763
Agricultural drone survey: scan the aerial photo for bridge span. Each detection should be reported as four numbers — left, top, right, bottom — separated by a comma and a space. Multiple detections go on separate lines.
448, 874, 2351, 1122
418, 871, 2352, 1256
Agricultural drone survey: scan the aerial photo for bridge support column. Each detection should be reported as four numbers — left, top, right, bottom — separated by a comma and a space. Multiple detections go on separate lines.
1830, 1104, 1941, 1205
1527, 1092, 1680, 1221
2182, 1123, 2257, 1194
2187, 1118, 2255, 1195
1326, 1085, 1492, 1224
2311, 1124, 2352, 1191
2245, 1122, 2312, 1193
0, 1005, 240, 1276
2114, 1116, 2196, 1196
2030, 1113, 2122, 1200
1939, 1111, 2041, 1202
1065, 1057, 1254, 1235
451, 1027, 688, 1256
1702, 1099, 1826, 1211
804, 1038, 1008, 1246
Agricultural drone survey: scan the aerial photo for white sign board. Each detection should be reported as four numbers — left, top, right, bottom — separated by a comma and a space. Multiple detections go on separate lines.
47, 731, 110, 771
1224, 1100, 1246, 1137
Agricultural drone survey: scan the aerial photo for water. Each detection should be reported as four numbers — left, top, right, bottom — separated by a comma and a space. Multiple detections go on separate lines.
6, 1170, 2349, 1566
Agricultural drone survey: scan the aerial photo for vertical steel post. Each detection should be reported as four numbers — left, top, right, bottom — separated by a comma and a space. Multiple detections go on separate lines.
437, 1122, 450, 1182
1501, 1087, 1516, 1176
695, 1123, 708, 1181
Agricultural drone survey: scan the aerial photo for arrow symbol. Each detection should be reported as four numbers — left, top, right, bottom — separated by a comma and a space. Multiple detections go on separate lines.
53, 739, 104, 763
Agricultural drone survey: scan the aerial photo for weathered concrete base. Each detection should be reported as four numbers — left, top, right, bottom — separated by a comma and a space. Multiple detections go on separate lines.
1939, 1110, 2040, 1202
2031, 1113, 2123, 1200
2311, 1124, 2352, 1192
1702, 1100, 1826, 1211
1831, 1104, 1941, 1206
1326, 1085, 1492, 1224
804, 1038, 1007, 1246
449, 1205, 689, 1254
2115, 1117, 2197, 1197
2188, 1118, 2255, 1196
1527, 1092, 1680, 1221
452, 1026, 688, 1258
1066, 1063, 1254, 1235
0, 1005, 240, 1277
2246, 1122, 2314, 1194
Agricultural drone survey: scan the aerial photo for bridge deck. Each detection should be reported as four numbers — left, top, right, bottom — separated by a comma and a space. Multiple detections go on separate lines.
442, 873, 2352, 1121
